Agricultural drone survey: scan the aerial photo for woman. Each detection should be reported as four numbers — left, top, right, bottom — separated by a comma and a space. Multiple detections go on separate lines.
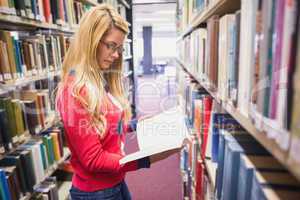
56, 4, 178, 200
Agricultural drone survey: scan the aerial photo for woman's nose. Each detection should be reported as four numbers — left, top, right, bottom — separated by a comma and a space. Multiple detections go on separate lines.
111, 50, 119, 59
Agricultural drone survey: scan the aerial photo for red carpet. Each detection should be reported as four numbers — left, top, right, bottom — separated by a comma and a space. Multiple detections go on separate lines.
124, 72, 183, 200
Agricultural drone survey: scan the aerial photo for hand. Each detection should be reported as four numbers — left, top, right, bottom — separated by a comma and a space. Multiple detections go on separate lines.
149, 148, 181, 164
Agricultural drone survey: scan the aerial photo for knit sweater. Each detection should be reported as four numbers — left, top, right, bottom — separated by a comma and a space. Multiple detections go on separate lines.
57, 75, 148, 191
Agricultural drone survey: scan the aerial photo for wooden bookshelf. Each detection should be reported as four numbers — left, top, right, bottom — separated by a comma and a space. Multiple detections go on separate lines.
178, 0, 240, 40
0, 113, 59, 160
22, 147, 71, 200
77, 0, 99, 6
0, 13, 75, 33
0, 70, 61, 95
176, 58, 300, 181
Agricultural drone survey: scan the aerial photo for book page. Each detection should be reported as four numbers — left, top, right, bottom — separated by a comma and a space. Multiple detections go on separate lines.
120, 106, 189, 164
137, 106, 188, 149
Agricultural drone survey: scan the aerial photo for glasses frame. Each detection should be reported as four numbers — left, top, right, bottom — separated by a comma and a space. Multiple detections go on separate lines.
100, 40, 124, 55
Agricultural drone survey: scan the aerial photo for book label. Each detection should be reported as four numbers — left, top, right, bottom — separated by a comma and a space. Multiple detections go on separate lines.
20, 10, 26, 17
3, 73, 12, 80
0, 147, 5, 154
12, 136, 19, 144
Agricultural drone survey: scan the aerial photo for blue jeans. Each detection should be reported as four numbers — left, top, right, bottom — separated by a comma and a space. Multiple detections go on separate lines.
70, 181, 132, 200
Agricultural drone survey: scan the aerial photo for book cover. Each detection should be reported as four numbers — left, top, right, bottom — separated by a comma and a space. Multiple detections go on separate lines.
1, 154, 27, 194
206, 15, 219, 89
10, 150, 36, 192
0, 109, 12, 150
0, 169, 11, 200
237, 0, 258, 117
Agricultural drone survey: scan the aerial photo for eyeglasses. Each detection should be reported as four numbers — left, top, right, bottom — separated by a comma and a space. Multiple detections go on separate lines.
101, 40, 124, 55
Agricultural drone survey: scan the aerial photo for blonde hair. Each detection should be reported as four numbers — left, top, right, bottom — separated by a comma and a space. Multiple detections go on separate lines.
56, 3, 131, 138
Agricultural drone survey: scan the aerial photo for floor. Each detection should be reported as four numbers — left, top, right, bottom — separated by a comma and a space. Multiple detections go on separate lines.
124, 66, 183, 200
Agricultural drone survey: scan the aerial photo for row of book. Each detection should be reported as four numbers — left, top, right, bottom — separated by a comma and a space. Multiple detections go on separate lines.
0, 89, 56, 153
177, 0, 300, 152
32, 176, 59, 200
178, 70, 300, 199
0, 0, 93, 27
176, 0, 218, 34
216, 129, 300, 200
0, 127, 65, 200
0, 30, 70, 82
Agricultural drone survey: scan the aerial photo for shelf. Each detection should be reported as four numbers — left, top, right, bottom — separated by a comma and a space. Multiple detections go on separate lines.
0, 70, 61, 95
118, 0, 130, 9
124, 55, 132, 60
0, 113, 59, 160
176, 58, 300, 181
0, 13, 76, 33
204, 159, 217, 191
22, 147, 71, 200
58, 181, 72, 200
177, 0, 240, 40
82, 0, 99, 6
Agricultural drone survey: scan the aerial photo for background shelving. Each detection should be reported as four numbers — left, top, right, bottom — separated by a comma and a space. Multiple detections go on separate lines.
176, 0, 300, 199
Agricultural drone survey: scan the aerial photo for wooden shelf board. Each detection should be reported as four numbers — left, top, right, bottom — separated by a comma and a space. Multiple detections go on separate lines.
0, 13, 75, 33
124, 55, 133, 60
58, 181, 72, 200
204, 159, 217, 191
177, 0, 240, 40
176, 58, 300, 181
0, 70, 61, 92
84, 0, 99, 6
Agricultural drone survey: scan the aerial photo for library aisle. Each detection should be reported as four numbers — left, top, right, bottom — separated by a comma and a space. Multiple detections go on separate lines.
124, 68, 182, 200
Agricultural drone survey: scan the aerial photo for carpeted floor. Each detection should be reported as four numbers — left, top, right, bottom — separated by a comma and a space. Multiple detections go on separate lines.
124, 69, 183, 200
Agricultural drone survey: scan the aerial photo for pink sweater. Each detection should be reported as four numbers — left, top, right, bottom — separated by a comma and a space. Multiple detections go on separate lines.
57, 76, 138, 192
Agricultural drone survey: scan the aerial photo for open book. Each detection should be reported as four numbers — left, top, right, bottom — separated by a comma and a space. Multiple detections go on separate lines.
120, 106, 190, 165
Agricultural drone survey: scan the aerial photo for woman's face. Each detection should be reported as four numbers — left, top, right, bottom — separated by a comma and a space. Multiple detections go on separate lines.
97, 26, 125, 70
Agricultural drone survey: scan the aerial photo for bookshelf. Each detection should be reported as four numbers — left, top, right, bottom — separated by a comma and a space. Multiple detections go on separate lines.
22, 147, 71, 200
177, 0, 300, 199
77, 0, 99, 6
0, 13, 75, 33
0, 70, 61, 91
176, 58, 297, 180
0, 1, 103, 199
0, 1, 136, 199
177, 0, 240, 40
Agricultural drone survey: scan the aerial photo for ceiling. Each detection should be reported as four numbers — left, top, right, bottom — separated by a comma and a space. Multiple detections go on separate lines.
132, 1, 177, 35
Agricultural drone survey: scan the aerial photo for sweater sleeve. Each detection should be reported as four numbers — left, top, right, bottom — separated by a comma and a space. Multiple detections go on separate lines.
58, 86, 140, 174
